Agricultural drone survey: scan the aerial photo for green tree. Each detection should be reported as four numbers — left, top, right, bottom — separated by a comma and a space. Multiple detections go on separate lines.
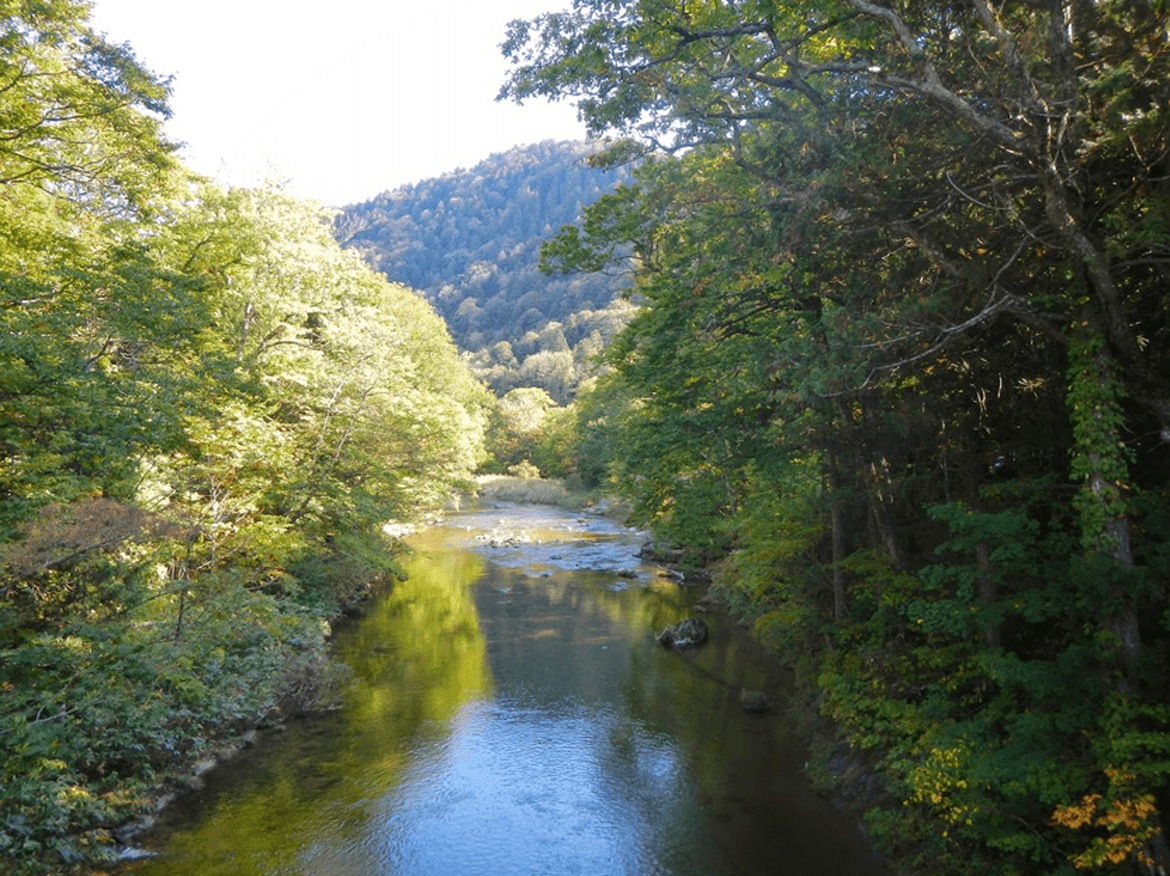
486, 386, 560, 475
502, 0, 1170, 446
1, 0, 181, 531
0, 0, 173, 196
141, 184, 491, 577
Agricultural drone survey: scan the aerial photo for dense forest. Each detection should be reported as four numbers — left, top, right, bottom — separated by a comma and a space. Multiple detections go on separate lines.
500, 1, 1170, 875
0, 4, 490, 873
337, 142, 638, 403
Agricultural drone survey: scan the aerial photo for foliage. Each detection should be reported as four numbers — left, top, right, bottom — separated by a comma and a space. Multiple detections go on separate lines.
482, 382, 608, 482
0, 0, 183, 534
1054, 770, 1164, 870
0, 4, 492, 873
1066, 321, 1135, 556
503, 0, 1170, 873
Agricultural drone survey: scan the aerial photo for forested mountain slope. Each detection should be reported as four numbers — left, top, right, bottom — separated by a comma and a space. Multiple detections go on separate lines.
337, 141, 637, 401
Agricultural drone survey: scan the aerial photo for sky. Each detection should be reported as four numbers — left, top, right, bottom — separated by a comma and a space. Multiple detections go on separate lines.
87, 0, 586, 207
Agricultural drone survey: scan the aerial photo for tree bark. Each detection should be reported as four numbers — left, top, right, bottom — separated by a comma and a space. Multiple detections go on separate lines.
828, 448, 848, 623
975, 540, 1001, 648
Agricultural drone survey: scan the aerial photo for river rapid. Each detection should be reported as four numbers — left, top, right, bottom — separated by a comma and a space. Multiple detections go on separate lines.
120, 502, 885, 876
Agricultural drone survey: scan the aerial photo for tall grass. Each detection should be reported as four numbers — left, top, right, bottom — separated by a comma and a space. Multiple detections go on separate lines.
473, 475, 585, 508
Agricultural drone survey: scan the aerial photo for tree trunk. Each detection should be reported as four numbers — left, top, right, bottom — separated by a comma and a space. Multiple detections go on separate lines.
1067, 314, 1142, 667
861, 396, 905, 570
828, 448, 847, 623
975, 540, 1001, 648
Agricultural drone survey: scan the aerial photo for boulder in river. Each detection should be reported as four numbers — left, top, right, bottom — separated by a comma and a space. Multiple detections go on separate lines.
740, 690, 770, 713
656, 616, 709, 649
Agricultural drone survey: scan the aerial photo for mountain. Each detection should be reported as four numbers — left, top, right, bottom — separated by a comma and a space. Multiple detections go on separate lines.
336, 141, 637, 403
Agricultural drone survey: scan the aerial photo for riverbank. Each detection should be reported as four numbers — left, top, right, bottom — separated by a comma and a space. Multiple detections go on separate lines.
0, 529, 402, 876
76, 639, 376, 875
471, 474, 636, 524
470, 473, 594, 509
91, 648, 358, 871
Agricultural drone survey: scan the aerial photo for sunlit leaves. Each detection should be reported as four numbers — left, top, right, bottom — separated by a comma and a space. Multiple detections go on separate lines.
140, 184, 491, 542
0, 14, 183, 529
0, 0, 175, 201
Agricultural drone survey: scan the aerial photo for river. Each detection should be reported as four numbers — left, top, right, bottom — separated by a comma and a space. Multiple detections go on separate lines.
121, 502, 886, 875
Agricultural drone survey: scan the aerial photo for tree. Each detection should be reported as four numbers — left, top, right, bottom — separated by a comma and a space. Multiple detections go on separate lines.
487, 386, 559, 474
502, 0, 1170, 432
0, 0, 184, 534
0, 0, 174, 197
143, 184, 491, 540
504, 0, 1170, 637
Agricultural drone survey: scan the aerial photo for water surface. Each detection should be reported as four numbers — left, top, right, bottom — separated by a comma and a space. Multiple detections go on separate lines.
125, 503, 884, 875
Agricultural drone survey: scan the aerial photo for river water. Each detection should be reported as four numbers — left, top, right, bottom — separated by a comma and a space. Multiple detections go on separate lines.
123, 502, 885, 876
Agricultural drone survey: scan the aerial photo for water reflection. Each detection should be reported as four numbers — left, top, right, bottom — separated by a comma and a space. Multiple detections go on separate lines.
124, 504, 883, 876
356, 696, 715, 876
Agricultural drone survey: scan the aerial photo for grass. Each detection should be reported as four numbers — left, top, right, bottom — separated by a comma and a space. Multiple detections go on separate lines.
473, 474, 584, 507
469, 476, 635, 525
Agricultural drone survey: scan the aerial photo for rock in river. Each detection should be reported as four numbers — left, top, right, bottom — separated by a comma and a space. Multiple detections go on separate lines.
740, 690, 770, 713
656, 616, 709, 649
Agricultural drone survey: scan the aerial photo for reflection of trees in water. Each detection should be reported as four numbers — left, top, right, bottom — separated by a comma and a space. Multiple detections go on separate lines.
341, 534, 493, 731
130, 507, 881, 876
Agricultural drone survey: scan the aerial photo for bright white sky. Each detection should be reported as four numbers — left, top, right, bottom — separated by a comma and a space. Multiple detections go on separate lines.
87, 0, 584, 207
